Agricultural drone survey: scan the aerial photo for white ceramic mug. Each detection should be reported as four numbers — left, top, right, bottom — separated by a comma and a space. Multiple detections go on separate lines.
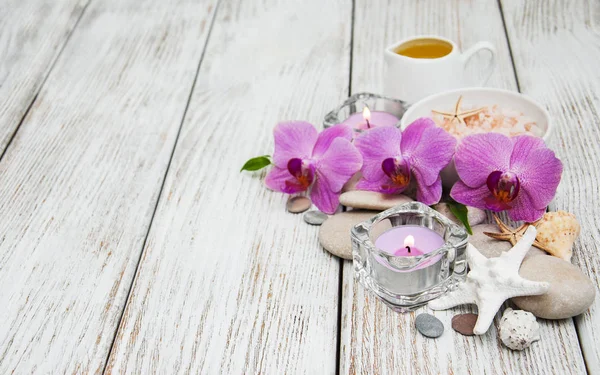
383, 35, 497, 104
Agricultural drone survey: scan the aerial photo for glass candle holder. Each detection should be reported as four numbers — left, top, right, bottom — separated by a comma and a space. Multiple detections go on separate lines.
323, 92, 406, 129
351, 202, 468, 312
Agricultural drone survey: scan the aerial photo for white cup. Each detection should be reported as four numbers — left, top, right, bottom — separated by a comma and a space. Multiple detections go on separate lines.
383, 35, 496, 104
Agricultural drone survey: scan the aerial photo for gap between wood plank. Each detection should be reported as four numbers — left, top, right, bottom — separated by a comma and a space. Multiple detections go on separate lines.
101, 1, 223, 372
335, 1, 356, 373
497, 0, 521, 93
0, 0, 92, 163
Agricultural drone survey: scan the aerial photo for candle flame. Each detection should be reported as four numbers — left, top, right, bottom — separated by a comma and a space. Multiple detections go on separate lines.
404, 235, 415, 248
362, 107, 371, 121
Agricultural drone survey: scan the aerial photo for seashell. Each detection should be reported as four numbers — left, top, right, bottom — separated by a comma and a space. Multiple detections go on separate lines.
535, 211, 580, 262
498, 308, 540, 350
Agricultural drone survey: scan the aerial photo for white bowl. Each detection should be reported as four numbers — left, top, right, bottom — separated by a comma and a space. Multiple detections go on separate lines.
400, 88, 553, 186
400, 87, 553, 143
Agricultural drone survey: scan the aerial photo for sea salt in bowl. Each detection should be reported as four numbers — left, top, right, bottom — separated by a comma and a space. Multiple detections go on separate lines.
400, 88, 553, 186
401, 87, 552, 142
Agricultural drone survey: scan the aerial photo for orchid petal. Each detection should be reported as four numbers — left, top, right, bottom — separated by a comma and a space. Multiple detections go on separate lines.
454, 133, 513, 188
450, 181, 490, 211
316, 137, 363, 193
312, 124, 353, 159
400, 117, 436, 156
413, 171, 442, 205
508, 189, 547, 222
510, 147, 563, 210
311, 176, 339, 214
354, 127, 402, 181
408, 125, 457, 186
510, 135, 546, 168
265, 166, 304, 193
272, 121, 318, 168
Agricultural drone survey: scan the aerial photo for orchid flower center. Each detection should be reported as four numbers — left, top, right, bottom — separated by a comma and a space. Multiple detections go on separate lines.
484, 171, 520, 210
381, 157, 411, 189
286, 158, 315, 190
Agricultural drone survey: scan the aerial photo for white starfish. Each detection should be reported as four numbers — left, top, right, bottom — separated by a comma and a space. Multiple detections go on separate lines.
429, 226, 550, 335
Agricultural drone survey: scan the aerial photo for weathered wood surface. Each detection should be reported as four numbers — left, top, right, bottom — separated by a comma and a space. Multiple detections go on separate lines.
0, 0, 597, 373
0, 0, 217, 373
0, 0, 88, 154
501, 0, 600, 372
340, 0, 586, 374
105, 0, 351, 373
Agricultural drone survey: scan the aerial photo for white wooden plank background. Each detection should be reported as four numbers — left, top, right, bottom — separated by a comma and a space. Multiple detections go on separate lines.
0, 0, 598, 373
105, 0, 351, 373
501, 0, 600, 373
340, 0, 586, 374
0, 0, 217, 373
0, 0, 88, 153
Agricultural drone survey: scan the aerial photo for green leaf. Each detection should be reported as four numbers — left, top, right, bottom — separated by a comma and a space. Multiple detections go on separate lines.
240, 155, 271, 172
447, 201, 473, 235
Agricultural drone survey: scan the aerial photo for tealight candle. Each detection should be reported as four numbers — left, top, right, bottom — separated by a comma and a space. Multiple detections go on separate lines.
375, 226, 445, 257
323, 92, 405, 130
373, 226, 445, 271
351, 202, 469, 311
341, 107, 399, 130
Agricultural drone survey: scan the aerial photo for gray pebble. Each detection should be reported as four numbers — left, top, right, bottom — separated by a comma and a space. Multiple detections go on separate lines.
415, 313, 444, 338
304, 210, 328, 225
286, 196, 311, 213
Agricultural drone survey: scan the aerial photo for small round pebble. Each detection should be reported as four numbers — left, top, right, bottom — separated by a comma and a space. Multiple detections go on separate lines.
304, 210, 328, 225
451, 313, 478, 336
415, 313, 444, 338
286, 196, 311, 213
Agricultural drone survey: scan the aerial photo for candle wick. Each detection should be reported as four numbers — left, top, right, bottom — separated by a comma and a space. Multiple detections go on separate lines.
406, 245, 411, 253
366, 119, 371, 128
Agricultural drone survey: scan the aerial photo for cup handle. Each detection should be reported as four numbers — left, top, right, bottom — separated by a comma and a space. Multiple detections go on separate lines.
462, 41, 497, 86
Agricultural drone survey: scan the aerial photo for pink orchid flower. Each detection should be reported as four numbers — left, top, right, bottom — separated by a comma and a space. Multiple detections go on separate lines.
265, 122, 362, 214
451, 133, 562, 222
353, 118, 456, 205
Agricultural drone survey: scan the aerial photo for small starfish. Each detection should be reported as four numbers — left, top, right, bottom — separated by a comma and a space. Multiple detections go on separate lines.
484, 214, 552, 253
429, 226, 549, 335
431, 95, 485, 126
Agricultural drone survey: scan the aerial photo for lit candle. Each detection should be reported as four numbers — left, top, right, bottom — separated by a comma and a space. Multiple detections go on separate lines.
395, 234, 419, 256
373, 226, 445, 271
341, 106, 399, 130
375, 226, 444, 257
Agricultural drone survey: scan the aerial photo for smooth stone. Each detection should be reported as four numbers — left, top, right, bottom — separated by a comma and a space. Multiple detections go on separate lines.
318, 210, 378, 259
415, 313, 444, 338
432, 203, 487, 227
339, 191, 413, 211
303, 210, 328, 225
469, 224, 546, 258
470, 224, 595, 319
286, 196, 311, 213
451, 313, 478, 336
512, 255, 596, 319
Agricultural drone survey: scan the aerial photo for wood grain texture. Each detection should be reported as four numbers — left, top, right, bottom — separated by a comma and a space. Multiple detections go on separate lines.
105, 0, 351, 373
340, 0, 586, 374
0, 0, 217, 373
0, 0, 88, 153
501, 0, 600, 372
